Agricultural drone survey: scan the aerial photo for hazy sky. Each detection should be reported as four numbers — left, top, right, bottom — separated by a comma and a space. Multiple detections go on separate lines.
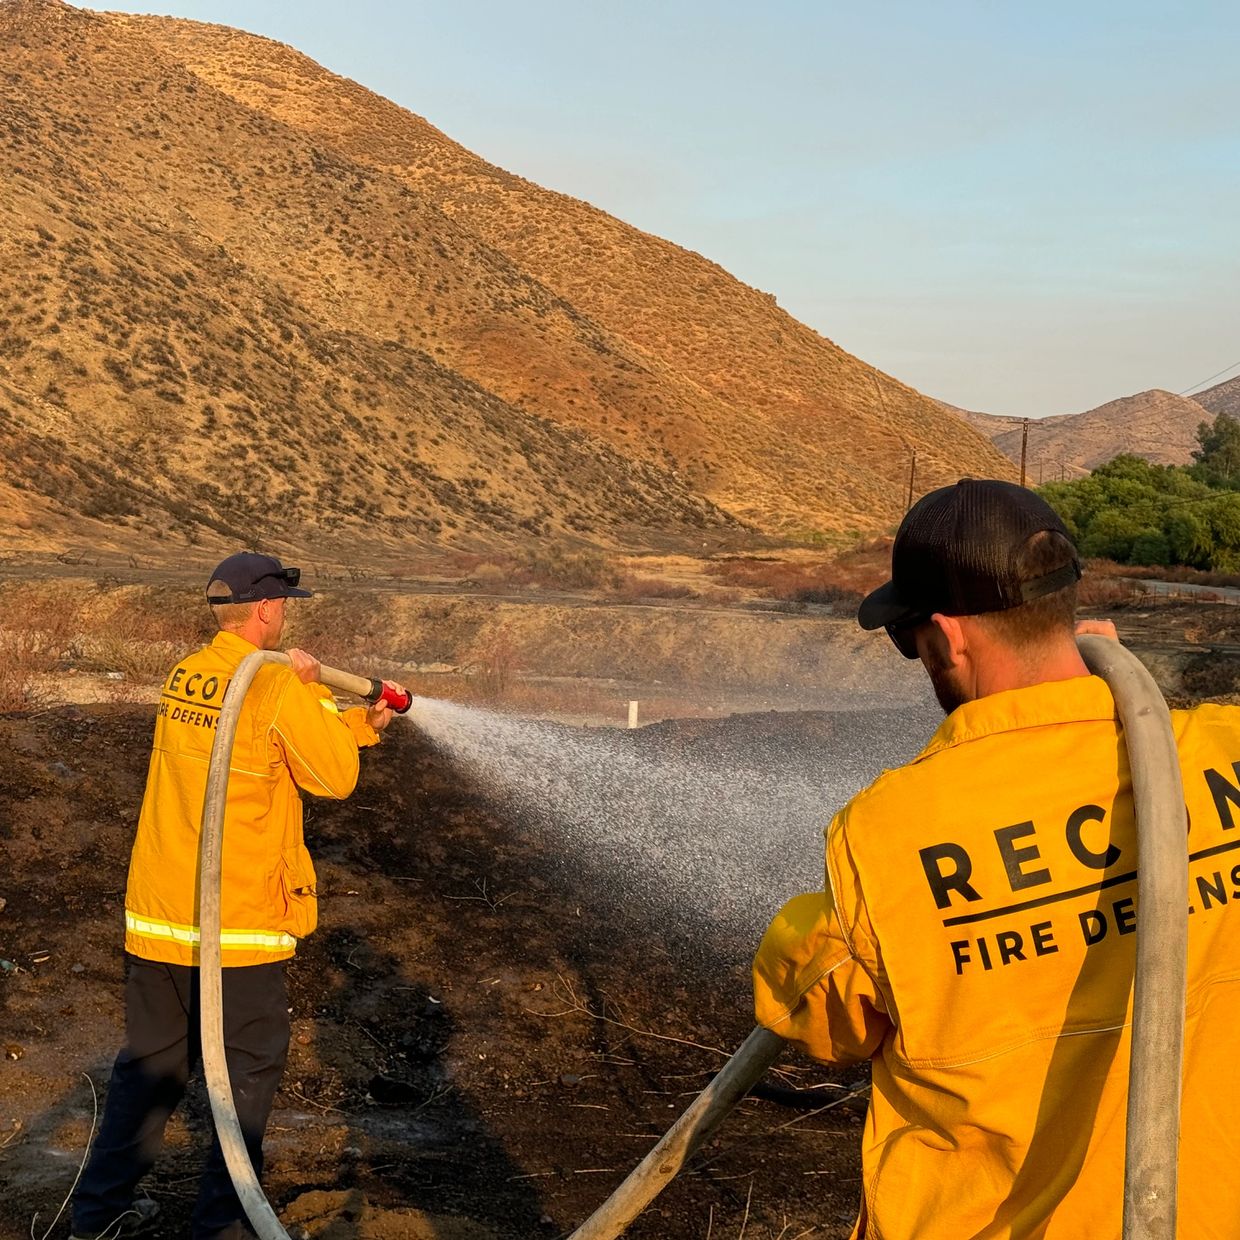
84, 1, 1239, 417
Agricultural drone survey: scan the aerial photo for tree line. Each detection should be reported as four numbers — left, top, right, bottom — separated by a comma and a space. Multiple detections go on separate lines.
1037, 412, 1240, 570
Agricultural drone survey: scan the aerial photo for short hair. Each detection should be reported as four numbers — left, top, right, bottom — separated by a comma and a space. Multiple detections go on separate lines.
975, 531, 1079, 646
207, 579, 258, 632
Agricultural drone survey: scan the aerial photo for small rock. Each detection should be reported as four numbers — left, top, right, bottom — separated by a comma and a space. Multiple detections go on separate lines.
559, 1073, 581, 1087
295, 1033, 311, 1045
71, 963, 86, 975
4, 1045, 23, 1061
47, 761, 75, 780
341, 1146, 362, 1159
0, 960, 16, 974
0, 897, 6, 915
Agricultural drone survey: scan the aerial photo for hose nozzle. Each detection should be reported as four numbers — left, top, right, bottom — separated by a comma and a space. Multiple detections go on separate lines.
364, 678, 412, 714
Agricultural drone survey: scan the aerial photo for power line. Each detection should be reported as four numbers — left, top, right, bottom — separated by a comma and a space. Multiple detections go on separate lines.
1178, 359, 1240, 397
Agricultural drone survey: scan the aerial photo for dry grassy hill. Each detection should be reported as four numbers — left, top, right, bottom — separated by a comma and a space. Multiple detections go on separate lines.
960, 389, 1211, 479
1192, 375, 1240, 418
0, 0, 1012, 560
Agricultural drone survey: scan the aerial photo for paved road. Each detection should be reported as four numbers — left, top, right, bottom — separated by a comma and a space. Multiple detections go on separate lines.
1142, 579, 1240, 605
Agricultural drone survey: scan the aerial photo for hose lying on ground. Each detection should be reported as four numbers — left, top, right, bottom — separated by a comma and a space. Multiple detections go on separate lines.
569, 637, 1188, 1240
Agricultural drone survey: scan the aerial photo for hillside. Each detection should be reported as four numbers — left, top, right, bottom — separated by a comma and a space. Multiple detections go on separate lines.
1191, 374, 1240, 418
959, 389, 1210, 479
0, 0, 1012, 560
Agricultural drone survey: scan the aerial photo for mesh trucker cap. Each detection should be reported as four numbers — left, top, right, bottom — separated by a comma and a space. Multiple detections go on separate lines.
857, 479, 1081, 632
205, 552, 312, 605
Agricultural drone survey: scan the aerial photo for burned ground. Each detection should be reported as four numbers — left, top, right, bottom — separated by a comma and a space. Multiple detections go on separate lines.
0, 705, 896, 1240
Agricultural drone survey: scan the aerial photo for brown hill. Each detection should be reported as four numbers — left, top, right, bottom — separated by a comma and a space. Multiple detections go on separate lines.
0, 0, 1012, 559
1191, 375, 1240, 418
958, 390, 1211, 479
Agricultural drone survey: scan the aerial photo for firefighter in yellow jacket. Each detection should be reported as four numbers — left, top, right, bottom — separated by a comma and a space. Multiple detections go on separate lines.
754, 481, 1240, 1239
73, 553, 405, 1240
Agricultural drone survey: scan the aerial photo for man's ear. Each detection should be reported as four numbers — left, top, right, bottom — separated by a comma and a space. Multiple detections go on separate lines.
927, 613, 967, 665
256, 598, 273, 625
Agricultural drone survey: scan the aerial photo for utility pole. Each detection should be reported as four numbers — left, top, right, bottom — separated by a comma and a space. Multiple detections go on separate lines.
1019, 417, 1029, 487
906, 448, 917, 511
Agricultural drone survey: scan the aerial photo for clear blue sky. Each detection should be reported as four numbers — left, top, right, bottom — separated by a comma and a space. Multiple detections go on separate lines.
85, 1, 1240, 417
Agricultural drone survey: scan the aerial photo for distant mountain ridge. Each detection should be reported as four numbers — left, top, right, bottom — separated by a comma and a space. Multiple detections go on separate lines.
1191, 374, 1240, 418
0, 0, 1012, 559
955, 389, 1214, 480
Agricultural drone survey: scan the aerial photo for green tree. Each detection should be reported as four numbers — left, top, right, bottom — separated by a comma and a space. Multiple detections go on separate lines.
1207, 492, 1240, 550
1078, 509, 1149, 561
1130, 529, 1171, 566
1166, 508, 1214, 568
1190, 413, 1240, 488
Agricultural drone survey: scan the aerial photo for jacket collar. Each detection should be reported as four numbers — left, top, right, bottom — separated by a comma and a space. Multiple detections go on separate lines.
916, 675, 1118, 763
210, 630, 260, 657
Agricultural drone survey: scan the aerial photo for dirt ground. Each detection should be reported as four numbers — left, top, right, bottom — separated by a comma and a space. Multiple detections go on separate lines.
0, 707, 876, 1240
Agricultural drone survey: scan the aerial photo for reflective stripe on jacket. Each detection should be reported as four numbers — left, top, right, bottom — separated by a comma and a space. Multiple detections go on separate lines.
124, 630, 379, 967
754, 674, 1240, 1240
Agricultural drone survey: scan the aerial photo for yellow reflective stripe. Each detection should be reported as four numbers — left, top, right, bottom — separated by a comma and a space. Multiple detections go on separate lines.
318, 697, 340, 714
125, 912, 295, 951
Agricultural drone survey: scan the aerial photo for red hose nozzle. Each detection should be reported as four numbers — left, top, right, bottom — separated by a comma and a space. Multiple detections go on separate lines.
365, 678, 412, 714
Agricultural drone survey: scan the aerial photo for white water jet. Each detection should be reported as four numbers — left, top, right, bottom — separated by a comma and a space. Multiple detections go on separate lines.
405, 693, 939, 951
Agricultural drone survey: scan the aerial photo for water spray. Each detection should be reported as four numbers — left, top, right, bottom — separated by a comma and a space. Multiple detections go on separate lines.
197, 651, 412, 1240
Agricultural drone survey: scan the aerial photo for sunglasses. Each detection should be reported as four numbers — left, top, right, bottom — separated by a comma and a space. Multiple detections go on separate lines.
258, 566, 301, 589
885, 617, 927, 660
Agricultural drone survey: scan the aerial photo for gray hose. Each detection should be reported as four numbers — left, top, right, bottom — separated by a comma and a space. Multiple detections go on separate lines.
570, 1027, 784, 1240
571, 638, 1187, 1240
199, 651, 383, 1240
1078, 635, 1187, 1240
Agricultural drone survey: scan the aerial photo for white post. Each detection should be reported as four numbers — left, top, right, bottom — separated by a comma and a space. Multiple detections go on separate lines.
627, 700, 639, 729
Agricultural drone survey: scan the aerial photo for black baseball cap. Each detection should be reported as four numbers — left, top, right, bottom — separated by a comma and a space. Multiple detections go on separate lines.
858, 479, 1081, 632
205, 552, 313, 605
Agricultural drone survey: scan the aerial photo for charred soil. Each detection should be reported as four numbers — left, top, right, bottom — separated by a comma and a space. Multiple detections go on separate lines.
0, 706, 879, 1240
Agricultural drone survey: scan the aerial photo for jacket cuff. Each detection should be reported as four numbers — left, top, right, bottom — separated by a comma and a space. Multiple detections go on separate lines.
342, 706, 380, 748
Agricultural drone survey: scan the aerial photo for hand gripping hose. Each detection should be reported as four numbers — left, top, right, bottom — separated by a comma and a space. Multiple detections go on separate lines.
569, 637, 1187, 1240
198, 652, 409, 1240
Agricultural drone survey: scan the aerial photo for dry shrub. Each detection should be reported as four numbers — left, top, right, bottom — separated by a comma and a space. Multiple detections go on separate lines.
470, 562, 510, 592
605, 574, 697, 603
462, 624, 520, 702
516, 545, 621, 591
76, 588, 213, 680
1076, 572, 1148, 608
459, 546, 624, 594
0, 588, 82, 712
285, 593, 389, 673
708, 557, 864, 608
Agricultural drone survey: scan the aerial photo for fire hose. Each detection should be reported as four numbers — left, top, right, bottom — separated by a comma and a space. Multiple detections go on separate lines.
198, 652, 410, 1240
568, 636, 1187, 1240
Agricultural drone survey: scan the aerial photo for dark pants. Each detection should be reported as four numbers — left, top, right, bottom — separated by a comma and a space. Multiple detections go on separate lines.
73, 954, 289, 1240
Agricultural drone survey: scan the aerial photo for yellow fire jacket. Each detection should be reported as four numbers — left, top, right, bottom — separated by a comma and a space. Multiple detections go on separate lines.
124, 630, 379, 967
754, 675, 1240, 1240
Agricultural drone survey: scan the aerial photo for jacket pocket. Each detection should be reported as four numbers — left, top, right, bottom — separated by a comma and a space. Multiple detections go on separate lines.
278, 845, 319, 939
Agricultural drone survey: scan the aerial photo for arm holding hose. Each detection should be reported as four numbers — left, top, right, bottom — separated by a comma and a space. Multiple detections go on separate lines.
754, 888, 889, 1065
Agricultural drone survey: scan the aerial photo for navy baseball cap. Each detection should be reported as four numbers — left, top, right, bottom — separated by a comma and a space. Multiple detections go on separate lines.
205, 553, 312, 605
858, 479, 1080, 631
